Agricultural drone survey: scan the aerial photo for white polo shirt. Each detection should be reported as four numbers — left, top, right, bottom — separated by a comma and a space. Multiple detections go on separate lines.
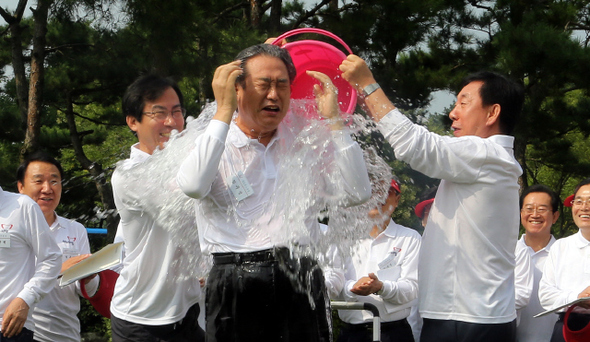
336, 219, 421, 324
516, 234, 556, 342
110, 144, 201, 325
0, 187, 61, 333
378, 109, 522, 324
539, 231, 590, 312
33, 215, 99, 342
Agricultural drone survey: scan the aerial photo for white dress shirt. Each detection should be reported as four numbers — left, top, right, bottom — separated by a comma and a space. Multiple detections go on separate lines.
330, 219, 421, 324
0, 187, 61, 332
378, 109, 522, 324
110, 144, 201, 325
177, 118, 371, 254
516, 234, 557, 342
539, 231, 590, 312
32, 215, 99, 342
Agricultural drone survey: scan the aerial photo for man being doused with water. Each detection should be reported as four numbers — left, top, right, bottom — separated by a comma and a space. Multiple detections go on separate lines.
177, 44, 371, 341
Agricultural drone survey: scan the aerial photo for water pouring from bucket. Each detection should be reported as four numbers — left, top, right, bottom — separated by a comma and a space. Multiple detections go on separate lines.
271, 28, 357, 121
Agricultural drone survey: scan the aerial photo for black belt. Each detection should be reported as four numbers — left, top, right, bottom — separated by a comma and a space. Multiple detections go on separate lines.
213, 248, 276, 265
342, 319, 408, 331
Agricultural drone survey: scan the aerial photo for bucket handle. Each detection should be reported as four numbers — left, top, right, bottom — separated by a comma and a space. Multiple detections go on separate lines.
271, 28, 353, 55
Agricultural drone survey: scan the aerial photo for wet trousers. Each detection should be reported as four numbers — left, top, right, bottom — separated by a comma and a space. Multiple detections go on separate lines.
206, 247, 332, 342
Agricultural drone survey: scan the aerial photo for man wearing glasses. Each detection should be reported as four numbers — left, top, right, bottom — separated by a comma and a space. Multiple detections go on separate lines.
539, 178, 590, 342
110, 74, 204, 342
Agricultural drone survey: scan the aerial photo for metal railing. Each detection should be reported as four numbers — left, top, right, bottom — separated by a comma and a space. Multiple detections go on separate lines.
331, 301, 381, 342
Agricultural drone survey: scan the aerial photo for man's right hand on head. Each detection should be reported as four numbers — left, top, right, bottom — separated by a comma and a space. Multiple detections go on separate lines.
212, 61, 243, 124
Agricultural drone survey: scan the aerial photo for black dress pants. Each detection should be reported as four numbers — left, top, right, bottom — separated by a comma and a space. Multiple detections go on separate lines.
206, 247, 332, 342
420, 318, 516, 342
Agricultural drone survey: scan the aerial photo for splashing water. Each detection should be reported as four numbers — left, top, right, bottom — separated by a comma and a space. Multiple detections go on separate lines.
116, 99, 393, 286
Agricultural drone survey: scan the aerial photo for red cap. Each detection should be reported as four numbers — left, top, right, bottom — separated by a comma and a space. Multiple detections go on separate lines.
564, 194, 574, 207
414, 198, 435, 219
390, 178, 401, 194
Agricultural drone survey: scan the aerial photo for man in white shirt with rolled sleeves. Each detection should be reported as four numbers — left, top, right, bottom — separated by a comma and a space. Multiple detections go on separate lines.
0, 187, 61, 341
340, 56, 524, 342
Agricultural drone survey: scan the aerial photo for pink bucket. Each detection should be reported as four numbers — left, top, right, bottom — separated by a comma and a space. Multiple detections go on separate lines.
271, 28, 356, 115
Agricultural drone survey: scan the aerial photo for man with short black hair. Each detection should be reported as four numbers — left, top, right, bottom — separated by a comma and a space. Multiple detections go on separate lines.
516, 184, 560, 342
17, 151, 99, 342
110, 74, 204, 342
340, 56, 524, 341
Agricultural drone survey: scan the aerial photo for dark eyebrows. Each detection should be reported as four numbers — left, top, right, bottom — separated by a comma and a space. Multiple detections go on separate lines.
151, 104, 182, 110
256, 77, 289, 84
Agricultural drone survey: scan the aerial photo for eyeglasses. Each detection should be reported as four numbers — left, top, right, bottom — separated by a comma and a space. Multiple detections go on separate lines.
521, 206, 550, 215
143, 107, 186, 122
571, 198, 590, 208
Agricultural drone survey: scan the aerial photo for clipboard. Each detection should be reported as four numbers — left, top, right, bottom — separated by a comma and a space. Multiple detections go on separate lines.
534, 296, 590, 318
59, 242, 124, 287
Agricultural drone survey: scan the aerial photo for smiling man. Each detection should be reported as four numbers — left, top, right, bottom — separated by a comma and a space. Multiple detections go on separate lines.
110, 74, 204, 342
539, 178, 590, 342
16, 151, 99, 342
177, 44, 371, 342
340, 56, 524, 342
515, 185, 560, 342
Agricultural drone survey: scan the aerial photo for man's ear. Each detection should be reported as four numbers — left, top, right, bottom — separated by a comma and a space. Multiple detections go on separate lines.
126, 115, 139, 132
17, 181, 24, 194
486, 104, 501, 127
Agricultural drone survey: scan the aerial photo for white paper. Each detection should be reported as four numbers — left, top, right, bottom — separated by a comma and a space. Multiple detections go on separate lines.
59, 241, 124, 287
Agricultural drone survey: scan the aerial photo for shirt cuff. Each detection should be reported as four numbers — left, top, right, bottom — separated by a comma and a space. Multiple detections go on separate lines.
17, 288, 37, 308
83, 275, 100, 297
379, 280, 394, 297
377, 108, 413, 137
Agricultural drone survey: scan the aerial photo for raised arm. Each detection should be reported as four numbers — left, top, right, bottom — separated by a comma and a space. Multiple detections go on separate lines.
177, 62, 243, 199
339, 54, 396, 122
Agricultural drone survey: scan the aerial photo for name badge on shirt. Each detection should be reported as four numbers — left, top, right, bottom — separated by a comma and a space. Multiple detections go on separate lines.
378, 253, 397, 269
62, 248, 79, 259
0, 231, 10, 248
229, 171, 254, 201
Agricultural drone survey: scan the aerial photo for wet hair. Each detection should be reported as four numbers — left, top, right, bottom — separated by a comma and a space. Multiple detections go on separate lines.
122, 74, 184, 122
573, 178, 590, 198
16, 151, 64, 184
234, 44, 296, 89
460, 71, 524, 135
520, 184, 561, 213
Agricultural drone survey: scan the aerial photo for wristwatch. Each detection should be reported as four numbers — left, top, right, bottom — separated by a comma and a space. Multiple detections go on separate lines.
363, 83, 381, 97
